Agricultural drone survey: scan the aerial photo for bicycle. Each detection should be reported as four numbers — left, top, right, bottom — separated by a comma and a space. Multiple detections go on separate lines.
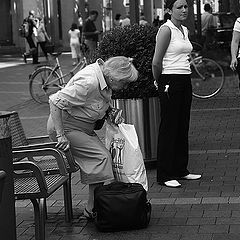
190, 41, 225, 99
29, 52, 88, 103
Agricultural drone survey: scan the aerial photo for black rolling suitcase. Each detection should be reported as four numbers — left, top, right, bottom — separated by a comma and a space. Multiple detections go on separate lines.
93, 181, 151, 232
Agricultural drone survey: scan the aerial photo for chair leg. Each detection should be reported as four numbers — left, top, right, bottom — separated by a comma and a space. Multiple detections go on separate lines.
31, 198, 45, 240
63, 174, 73, 222
43, 198, 48, 220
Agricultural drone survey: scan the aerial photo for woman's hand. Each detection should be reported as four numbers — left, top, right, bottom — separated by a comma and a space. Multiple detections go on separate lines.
230, 57, 238, 72
55, 134, 71, 151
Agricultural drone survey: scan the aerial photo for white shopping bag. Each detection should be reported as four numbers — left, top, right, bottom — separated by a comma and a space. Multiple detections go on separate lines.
105, 122, 148, 191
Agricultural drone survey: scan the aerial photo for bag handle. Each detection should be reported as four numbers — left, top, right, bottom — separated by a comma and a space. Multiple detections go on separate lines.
106, 181, 131, 190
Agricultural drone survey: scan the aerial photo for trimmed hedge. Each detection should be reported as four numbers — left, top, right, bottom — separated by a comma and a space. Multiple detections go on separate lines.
92, 24, 159, 99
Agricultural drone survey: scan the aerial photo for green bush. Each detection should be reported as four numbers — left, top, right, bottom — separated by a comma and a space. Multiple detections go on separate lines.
92, 24, 159, 99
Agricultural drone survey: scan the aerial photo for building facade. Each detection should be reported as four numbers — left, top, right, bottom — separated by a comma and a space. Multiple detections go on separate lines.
0, 0, 227, 54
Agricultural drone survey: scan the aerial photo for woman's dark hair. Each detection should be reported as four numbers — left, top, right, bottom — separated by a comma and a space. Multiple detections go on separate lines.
70, 23, 78, 31
90, 10, 98, 16
204, 3, 211, 12
165, 0, 177, 10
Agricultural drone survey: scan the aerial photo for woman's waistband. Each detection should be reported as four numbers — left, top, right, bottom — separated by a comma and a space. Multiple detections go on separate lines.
62, 111, 95, 135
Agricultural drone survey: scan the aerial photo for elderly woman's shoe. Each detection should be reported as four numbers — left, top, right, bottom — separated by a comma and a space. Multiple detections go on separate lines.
160, 180, 181, 188
83, 208, 95, 220
181, 174, 201, 180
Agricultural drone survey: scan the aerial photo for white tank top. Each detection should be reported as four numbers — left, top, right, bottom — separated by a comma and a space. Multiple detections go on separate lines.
157, 20, 193, 74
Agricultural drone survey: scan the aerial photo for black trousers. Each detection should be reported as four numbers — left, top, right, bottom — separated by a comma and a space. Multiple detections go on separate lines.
157, 74, 192, 183
38, 41, 48, 58
26, 34, 38, 63
236, 59, 240, 89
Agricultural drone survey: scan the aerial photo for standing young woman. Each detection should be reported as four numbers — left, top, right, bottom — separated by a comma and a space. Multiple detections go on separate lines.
152, 0, 201, 188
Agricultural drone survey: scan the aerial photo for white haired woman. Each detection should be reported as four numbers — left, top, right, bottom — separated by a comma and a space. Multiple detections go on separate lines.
47, 56, 138, 219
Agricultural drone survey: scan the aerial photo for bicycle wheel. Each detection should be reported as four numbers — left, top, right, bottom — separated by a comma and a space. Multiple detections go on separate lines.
29, 66, 61, 103
191, 57, 225, 99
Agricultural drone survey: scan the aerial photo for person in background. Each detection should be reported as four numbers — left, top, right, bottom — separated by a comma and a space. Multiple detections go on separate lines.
82, 10, 100, 58
152, 0, 201, 188
23, 10, 39, 64
47, 56, 138, 219
121, 14, 131, 27
68, 23, 81, 66
230, 17, 240, 88
201, 3, 218, 48
113, 13, 122, 27
36, 17, 51, 62
152, 16, 160, 27
139, 15, 149, 26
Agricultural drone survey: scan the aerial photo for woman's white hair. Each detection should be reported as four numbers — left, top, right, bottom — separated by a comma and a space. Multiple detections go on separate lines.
102, 56, 138, 83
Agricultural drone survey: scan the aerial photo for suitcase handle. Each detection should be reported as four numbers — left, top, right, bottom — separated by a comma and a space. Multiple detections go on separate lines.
106, 181, 132, 190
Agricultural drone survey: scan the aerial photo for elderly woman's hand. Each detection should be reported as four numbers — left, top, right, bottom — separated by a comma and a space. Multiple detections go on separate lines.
55, 134, 71, 151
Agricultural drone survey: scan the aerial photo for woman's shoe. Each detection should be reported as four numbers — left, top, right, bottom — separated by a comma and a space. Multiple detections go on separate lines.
22, 53, 27, 63
83, 208, 95, 220
181, 174, 201, 180
159, 180, 181, 188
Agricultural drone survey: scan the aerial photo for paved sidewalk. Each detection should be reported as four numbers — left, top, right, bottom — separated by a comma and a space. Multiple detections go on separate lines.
2, 53, 240, 240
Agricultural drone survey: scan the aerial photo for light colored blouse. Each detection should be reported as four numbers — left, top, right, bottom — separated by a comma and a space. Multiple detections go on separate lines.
157, 20, 192, 74
49, 59, 112, 123
68, 29, 80, 45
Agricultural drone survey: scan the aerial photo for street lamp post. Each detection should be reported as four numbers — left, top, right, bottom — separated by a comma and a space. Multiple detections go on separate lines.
196, 0, 202, 39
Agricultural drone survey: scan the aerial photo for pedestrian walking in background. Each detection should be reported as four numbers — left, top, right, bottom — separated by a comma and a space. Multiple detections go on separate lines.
47, 56, 138, 219
152, 0, 201, 188
201, 3, 218, 48
68, 23, 81, 66
121, 14, 131, 27
82, 10, 99, 58
230, 17, 240, 88
36, 17, 51, 62
152, 16, 160, 27
23, 10, 39, 64
113, 13, 122, 27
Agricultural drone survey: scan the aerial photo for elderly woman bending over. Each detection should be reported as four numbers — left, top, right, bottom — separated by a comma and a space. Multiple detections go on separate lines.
48, 56, 138, 219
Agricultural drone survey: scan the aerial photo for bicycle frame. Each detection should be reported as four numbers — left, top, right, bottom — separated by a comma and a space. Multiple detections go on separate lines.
190, 55, 206, 80
40, 56, 87, 89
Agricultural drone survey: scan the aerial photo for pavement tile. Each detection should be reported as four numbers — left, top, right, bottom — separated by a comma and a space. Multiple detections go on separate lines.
203, 210, 231, 218
229, 224, 240, 233
180, 234, 212, 240
186, 217, 216, 225
201, 197, 229, 204
212, 233, 240, 240
231, 211, 240, 217
198, 225, 229, 233
216, 217, 240, 225
174, 198, 201, 205
151, 234, 181, 240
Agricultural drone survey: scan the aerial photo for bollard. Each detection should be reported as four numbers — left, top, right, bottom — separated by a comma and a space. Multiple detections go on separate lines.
0, 111, 16, 240
0, 170, 6, 203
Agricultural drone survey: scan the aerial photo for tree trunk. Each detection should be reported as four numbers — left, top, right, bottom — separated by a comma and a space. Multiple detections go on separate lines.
230, 0, 240, 17
220, 0, 230, 12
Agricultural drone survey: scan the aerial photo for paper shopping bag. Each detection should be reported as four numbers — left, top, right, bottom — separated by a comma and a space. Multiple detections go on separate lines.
105, 123, 148, 191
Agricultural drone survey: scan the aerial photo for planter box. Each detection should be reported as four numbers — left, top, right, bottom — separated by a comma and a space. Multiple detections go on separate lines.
113, 97, 160, 166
